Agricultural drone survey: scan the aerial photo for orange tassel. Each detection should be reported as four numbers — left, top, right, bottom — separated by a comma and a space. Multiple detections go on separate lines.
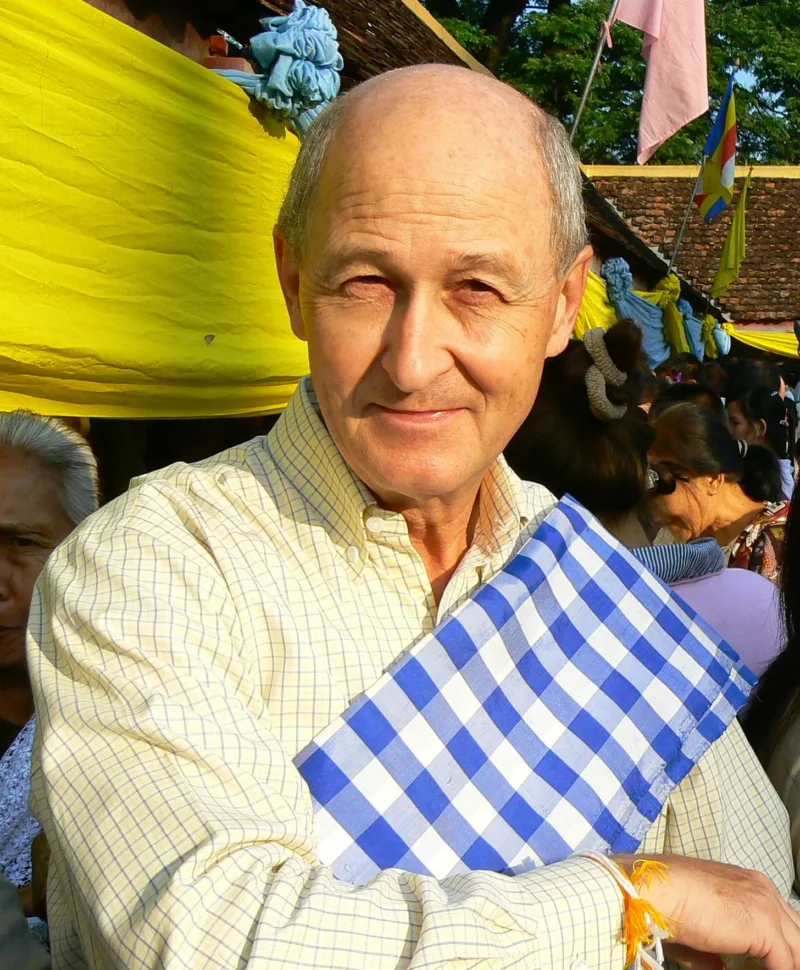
622, 893, 673, 966
630, 859, 671, 893
617, 860, 673, 965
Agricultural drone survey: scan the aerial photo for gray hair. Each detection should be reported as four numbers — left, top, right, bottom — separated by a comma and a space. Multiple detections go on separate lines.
0, 411, 99, 526
276, 85, 588, 278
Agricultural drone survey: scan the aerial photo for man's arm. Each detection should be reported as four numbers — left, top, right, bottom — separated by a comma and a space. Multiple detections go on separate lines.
663, 716, 796, 899
28, 503, 626, 970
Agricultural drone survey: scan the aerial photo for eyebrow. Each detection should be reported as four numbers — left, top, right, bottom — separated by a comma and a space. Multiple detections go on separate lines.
322, 247, 523, 282
453, 252, 522, 280
0, 524, 49, 538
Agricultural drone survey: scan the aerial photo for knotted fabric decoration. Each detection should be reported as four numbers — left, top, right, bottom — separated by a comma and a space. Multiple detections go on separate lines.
714, 325, 732, 357
214, 0, 343, 136
602, 258, 670, 368
678, 299, 705, 362
702, 314, 719, 360
648, 275, 691, 357
574, 270, 619, 340
296, 496, 752, 886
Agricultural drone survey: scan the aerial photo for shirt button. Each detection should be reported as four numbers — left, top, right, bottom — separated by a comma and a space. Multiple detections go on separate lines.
365, 516, 385, 535
346, 546, 360, 564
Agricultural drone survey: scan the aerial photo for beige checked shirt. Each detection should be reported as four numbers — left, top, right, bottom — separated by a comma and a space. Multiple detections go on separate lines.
29, 378, 794, 970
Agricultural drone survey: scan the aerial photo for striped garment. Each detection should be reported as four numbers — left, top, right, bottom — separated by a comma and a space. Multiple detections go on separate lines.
631, 538, 725, 585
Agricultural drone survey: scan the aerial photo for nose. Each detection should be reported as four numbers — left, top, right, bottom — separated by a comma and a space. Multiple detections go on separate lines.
381, 289, 454, 395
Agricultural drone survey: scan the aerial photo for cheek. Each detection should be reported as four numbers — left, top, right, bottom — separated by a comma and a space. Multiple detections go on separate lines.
464, 313, 552, 401
14, 553, 50, 599
304, 307, 381, 402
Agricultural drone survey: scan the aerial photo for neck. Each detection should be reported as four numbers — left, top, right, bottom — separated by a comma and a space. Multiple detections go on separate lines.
380, 486, 483, 605
600, 511, 651, 549
708, 484, 765, 547
0, 667, 34, 727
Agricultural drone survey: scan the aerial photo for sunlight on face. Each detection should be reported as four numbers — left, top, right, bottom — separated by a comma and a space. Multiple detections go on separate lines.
649, 475, 713, 541
280, 96, 587, 506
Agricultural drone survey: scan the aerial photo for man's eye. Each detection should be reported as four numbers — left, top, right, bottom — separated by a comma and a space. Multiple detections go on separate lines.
457, 280, 501, 300
342, 275, 392, 292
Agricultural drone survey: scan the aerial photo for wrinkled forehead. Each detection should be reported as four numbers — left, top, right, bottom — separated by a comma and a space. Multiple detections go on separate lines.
308, 94, 554, 261
0, 448, 67, 532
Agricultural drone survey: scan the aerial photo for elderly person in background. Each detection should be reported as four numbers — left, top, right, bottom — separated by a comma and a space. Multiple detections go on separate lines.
0, 412, 98, 910
27, 67, 800, 970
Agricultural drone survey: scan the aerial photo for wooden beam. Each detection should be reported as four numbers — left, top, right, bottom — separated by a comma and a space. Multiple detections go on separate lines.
396, 0, 494, 75
585, 164, 800, 179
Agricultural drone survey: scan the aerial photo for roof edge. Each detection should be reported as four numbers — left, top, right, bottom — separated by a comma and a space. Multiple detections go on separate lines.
585, 165, 800, 179
396, 0, 494, 75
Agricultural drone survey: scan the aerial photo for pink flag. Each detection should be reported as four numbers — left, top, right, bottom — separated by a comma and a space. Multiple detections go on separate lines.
614, 0, 708, 164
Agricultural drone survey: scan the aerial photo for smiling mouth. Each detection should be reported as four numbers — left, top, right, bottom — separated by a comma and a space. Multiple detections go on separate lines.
375, 405, 466, 418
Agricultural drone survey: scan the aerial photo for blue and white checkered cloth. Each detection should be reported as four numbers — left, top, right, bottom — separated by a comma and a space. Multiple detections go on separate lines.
295, 497, 755, 885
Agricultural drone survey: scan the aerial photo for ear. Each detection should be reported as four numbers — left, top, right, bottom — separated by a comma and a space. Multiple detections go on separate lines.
705, 473, 725, 496
755, 418, 768, 443
545, 245, 593, 359
274, 231, 307, 342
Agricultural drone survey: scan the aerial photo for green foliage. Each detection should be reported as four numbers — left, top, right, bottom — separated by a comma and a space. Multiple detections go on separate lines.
423, 0, 800, 164
439, 18, 495, 54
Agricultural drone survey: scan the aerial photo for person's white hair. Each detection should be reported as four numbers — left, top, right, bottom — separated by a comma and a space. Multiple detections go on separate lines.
0, 411, 99, 526
276, 74, 588, 279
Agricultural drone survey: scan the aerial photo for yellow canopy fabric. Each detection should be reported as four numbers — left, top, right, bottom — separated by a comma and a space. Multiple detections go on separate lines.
723, 324, 799, 359
574, 270, 618, 339
0, 0, 307, 418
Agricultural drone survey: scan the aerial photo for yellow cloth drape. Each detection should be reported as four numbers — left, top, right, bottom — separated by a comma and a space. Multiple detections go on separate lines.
702, 315, 719, 360
574, 270, 618, 339
723, 324, 799, 359
0, 0, 307, 418
635, 275, 691, 357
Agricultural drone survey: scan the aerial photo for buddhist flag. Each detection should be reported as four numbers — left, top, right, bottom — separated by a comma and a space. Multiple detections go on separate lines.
711, 168, 751, 298
696, 73, 737, 222
614, 0, 709, 164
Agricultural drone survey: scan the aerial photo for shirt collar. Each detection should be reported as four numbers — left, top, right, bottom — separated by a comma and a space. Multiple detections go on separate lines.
266, 377, 553, 571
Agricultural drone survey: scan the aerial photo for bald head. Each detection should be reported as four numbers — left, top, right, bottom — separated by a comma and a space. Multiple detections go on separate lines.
276, 65, 587, 277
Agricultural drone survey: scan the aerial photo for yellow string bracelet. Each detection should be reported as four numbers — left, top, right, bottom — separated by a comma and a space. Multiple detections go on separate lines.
575, 852, 673, 970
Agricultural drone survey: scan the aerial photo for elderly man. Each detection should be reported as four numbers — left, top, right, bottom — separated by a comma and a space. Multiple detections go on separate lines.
28, 68, 800, 970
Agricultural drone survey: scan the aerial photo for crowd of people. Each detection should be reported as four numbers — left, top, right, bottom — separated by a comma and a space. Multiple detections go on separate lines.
4, 65, 800, 969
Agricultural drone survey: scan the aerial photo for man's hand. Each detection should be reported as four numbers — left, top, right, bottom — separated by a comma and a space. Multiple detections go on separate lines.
614, 854, 800, 970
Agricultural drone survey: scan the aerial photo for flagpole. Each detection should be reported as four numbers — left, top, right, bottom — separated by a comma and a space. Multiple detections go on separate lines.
570, 0, 622, 144
667, 160, 705, 274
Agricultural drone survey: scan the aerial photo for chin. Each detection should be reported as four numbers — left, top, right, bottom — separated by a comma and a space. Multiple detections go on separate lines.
367, 456, 477, 502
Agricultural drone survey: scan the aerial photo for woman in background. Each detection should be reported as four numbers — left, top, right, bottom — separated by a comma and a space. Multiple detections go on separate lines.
504, 322, 783, 676
649, 402, 788, 584
648, 381, 727, 423
727, 385, 797, 499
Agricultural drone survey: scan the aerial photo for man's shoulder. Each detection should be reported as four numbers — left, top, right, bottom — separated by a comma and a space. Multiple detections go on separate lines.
71, 435, 285, 547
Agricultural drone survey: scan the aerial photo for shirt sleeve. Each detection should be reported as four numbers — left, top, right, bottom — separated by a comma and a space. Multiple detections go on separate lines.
663, 717, 796, 901
27, 496, 626, 970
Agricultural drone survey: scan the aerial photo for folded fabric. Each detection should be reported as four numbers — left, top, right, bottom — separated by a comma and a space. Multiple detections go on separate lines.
296, 496, 753, 886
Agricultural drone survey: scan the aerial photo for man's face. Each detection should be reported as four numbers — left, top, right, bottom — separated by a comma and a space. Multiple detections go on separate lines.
0, 449, 73, 668
277, 97, 589, 505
